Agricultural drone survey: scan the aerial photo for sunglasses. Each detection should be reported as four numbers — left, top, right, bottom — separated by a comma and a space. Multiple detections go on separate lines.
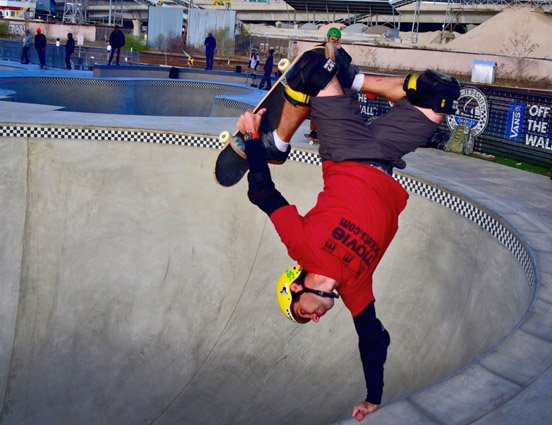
292, 270, 340, 299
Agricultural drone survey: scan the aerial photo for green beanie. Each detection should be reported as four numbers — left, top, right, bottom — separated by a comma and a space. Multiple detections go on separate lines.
327, 27, 341, 39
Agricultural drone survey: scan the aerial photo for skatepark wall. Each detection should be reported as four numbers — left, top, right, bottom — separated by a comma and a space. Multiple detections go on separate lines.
0, 136, 27, 419
92, 65, 253, 85
0, 77, 251, 117
0, 127, 535, 424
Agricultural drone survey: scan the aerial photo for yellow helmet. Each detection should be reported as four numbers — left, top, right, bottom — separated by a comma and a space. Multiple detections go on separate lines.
276, 265, 340, 324
276, 265, 304, 323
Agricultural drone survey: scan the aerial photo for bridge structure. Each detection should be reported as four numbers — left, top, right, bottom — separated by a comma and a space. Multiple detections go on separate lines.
76, 0, 552, 39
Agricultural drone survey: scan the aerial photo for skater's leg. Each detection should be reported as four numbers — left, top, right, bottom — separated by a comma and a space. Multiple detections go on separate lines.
356, 74, 405, 103
274, 102, 310, 142
270, 48, 342, 146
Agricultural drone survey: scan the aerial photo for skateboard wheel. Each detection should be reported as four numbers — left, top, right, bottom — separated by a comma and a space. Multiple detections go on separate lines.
219, 130, 231, 144
278, 58, 291, 72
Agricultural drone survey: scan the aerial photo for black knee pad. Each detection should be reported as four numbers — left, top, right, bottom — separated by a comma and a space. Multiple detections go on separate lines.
285, 50, 337, 97
404, 69, 461, 114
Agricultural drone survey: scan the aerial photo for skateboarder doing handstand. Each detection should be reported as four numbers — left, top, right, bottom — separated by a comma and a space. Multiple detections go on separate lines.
235, 52, 460, 421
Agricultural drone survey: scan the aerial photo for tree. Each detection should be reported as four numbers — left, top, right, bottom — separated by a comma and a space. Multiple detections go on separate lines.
502, 25, 538, 82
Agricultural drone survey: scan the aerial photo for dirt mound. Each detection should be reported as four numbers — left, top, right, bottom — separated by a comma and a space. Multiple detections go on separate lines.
318, 22, 346, 34
442, 5, 552, 58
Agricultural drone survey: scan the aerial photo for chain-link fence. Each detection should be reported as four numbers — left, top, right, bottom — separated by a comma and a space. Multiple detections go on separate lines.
1, 36, 293, 69
0, 39, 140, 70
235, 35, 290, 59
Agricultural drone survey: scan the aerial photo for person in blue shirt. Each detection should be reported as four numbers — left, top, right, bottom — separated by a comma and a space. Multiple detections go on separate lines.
108, 25, 126, 66
204, 32, 216, 70
65, 33, 75, 70
258, 48, 275, 91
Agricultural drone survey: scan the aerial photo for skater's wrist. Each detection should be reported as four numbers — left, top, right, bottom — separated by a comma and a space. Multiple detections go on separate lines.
236, 110, 264, 137
244, 131, 260, 142
244, 137, 264, 158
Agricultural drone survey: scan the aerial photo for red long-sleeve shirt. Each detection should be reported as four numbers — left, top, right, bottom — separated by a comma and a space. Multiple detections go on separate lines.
270, 160, 408, 316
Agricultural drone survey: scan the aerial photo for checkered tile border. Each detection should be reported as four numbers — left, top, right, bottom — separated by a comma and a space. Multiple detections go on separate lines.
0, 124, 534, 290
214, 98, 253, 111
394, 174, 535, 290
0, 124, 221, 149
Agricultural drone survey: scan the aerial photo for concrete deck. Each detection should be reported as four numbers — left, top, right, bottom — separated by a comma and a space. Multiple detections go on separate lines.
0, 61, 551, 425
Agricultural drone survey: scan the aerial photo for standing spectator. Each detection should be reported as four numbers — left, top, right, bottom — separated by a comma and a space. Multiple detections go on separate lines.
204, 32, 216, 70
108, 25, 125, 66
34, 28, 47, 69
258, 48, 274, 91
65, 33, 75, 70
248, 48, 260, 87
21, 29, 32, 64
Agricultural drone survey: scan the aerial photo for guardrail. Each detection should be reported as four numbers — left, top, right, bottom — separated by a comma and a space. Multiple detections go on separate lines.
0, 39, 140, 69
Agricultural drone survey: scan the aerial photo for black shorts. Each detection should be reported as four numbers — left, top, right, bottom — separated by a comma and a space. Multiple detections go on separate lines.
311, 91, 437, 169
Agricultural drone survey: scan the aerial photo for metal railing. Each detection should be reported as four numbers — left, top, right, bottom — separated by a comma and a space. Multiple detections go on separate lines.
0, 39, 140, 69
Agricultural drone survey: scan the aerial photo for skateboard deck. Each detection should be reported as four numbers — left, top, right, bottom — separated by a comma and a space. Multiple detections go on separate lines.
214, 57, 292, 187
214, 45, 328, 187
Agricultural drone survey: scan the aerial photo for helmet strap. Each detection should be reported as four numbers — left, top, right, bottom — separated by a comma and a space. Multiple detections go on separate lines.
292, 271, 339, 299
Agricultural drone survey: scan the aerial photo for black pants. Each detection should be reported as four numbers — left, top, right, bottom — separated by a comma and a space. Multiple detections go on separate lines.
205, 51, 214, 70
109, 47, 121, 65
21, 46, 30, 64
258, 72, 272, 90
65, 52, 73, 69
37, 49, 46, 68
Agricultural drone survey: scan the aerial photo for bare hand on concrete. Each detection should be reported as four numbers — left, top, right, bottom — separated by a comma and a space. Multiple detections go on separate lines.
352, 400, 379, 421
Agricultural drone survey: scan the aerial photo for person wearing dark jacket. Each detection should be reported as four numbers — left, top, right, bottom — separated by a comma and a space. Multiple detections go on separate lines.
34, 27, 47, 69
65, 33, 75, 70
258, 48, 275, 90
108, 25, 125, 66
204, 32, 216, 70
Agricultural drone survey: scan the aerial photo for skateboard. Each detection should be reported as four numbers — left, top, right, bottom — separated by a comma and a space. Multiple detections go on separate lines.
213, 57, 292, 187
213, 45, 330, 187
